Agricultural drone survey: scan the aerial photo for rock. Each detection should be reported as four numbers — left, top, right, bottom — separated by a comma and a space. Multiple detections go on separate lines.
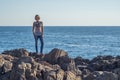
44, 48, 68, 64
113, 68, 120, 80
74, 56, 90, 66
44, 70, 57, 80
57, 56, 71, 71
0, 55, 5, 73
29, 52, 45, 61
56, 69, 64, 80
0, 55, 14, 75
52, 64, 61, 70
3, 61, 13, 73
0, 54, 14, 61
18, 56, 35, 64
82, 69, 91, 78
38, 61, 53, 68
98, 71, 118, 80
2, 48, 29, 58
88, 55, 117, 71
1, 48, 120, 80
42, 69, 65, 80
83, 71, 118, 80
91, 55, 115, 62
64, 71, 82, 80
58, 56, 82, 76
83, 71, 103, 80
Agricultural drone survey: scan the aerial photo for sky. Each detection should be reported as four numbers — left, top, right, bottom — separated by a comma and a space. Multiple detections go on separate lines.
0, 0, 120, 26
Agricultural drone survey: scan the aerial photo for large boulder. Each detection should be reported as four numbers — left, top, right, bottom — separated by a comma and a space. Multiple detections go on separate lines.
57, 56, 82, 76
44, 48, 82, 77
44, 48, 68, 64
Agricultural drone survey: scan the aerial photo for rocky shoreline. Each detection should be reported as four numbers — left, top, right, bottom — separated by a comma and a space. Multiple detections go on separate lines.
0, 48, 120, 80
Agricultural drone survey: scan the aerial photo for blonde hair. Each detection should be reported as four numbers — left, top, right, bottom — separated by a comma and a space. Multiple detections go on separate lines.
35, 15, 40, 20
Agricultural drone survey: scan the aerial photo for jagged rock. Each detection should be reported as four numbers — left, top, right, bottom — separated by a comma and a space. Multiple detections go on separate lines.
1, 48, 120, 80
0, 48, 82, 80
64, 71, 82, 80
56, 69, 64, 80
52, 64, 61, 70
58, 56, 82, 76
113, 68, 120, 80
83, 71, 118, 80
88, 55, 117, 71
44, 70, 57, 80
3, 61, 13, 73
91, 55, 115, 62
17, 56, 35, 63
98, 71, 118, 80
0, 54, 14, 75
44, 48, 68, 64
0, 55, 5, 74
74, 56, 90, 66
57, 56, 71, 71
29, 52, 45, 61
2, 48, 29, 58
82, 69, 91, 78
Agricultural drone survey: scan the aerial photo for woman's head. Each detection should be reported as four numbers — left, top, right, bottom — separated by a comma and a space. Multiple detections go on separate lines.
35, 15, 40, 21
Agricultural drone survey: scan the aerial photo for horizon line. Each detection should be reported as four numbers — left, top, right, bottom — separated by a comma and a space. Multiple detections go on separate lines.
0, 25, 120, 27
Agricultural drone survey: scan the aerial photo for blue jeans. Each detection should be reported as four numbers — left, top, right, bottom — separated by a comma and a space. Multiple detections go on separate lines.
34, 35, 44, 54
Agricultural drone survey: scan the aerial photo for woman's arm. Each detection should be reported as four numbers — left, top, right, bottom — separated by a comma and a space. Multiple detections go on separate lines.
32, 22, 34, 32
32, 22, 35, 36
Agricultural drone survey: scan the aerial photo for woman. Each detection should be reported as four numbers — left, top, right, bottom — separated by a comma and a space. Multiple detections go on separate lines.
32, 15, 44, 54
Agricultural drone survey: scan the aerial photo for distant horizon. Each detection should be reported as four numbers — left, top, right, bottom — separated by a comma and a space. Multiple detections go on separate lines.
0, 25, 120, 27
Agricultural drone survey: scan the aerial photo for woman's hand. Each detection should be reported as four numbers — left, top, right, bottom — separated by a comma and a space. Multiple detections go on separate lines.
42, 35, 44, 38
33, 32, 36, 38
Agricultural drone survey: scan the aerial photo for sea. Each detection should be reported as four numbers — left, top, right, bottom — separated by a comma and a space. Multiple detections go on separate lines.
0, 26, 120, 59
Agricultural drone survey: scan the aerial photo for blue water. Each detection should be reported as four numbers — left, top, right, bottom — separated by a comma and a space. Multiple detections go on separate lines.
0, 26, 120, 59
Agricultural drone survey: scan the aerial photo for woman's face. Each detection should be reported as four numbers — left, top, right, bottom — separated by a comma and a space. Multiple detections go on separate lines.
35, 16, 40, 21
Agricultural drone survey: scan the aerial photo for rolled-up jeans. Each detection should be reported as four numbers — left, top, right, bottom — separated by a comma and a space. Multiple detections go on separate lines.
34, 33, 44, 54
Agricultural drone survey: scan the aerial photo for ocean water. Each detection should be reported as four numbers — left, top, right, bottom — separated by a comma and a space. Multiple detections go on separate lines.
0, 26, 120, 59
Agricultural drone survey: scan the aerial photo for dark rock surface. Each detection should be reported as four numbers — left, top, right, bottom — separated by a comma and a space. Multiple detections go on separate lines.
0, 48, 120, 80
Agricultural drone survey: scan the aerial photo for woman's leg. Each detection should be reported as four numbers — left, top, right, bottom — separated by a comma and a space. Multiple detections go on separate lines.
35, 36, 38, 53
39, 36, 44, 54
